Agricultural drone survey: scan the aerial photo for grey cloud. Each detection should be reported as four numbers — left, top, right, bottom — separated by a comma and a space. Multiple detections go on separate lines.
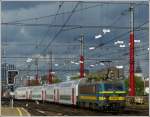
2, 1, 149, 78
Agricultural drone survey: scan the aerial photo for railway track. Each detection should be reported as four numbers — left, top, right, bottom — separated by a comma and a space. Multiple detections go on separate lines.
1, 98, 11, 106
13, 100, 112, 116
1, 98, 149, 116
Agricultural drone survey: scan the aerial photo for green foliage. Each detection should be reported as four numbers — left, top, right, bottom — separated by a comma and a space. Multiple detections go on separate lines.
87, 72, 104, 81
40, 74, 62, 84
52, 78, 62, 83
124, 76, 144, 96
70, 72, 104, 81
70, 76, 80, 80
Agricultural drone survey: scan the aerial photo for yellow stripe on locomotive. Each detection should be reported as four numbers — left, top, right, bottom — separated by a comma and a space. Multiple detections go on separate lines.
80, 96, 97, 100
79, 96, 125, 101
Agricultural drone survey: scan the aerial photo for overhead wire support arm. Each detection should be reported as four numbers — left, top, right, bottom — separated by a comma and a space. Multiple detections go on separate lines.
36, 1, 64, 49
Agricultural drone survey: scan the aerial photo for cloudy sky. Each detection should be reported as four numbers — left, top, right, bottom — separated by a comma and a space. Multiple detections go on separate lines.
1, 1, 149, 80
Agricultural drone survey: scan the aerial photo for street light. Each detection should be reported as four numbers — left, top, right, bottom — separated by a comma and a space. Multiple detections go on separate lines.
89, 47, 95, 50
51, 72, 55, 74
119, 44, 126, 48
114, 40, 124, 45
95, 34, 102, 39
54, 63, 59, 67
103, 28, 111, 34
71, 61, 75, 64
79, 60, 84, 64
75, 62, 79, 65
90, 64, 95, 67
134, 40, 140, 43
116, 65, 124, 69
26, 58, 32, 63
100, 62, 105, 66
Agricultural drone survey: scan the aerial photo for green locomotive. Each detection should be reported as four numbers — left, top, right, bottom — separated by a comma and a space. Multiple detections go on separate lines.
78, 80, 126, 111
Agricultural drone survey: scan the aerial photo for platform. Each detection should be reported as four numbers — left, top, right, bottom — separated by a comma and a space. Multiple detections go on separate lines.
1, 107, 31, 116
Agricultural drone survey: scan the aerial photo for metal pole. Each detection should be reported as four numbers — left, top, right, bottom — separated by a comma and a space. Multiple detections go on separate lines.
47, 51, 52, 84
129, 3, 135, 96
35, 58, 39, 85
118, 68, 119, 79
143, 77, 145, 95
27, 64, 30, 86
80, 34, 84, 78
11, 98, 13, 109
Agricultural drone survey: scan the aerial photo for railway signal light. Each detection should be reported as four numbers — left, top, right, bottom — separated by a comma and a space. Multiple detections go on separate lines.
10, 85, 14, 92
7, 70, 18, 85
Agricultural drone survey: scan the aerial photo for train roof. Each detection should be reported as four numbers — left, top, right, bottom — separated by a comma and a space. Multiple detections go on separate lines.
44, 78, 87, 87
15, 86, 28, 90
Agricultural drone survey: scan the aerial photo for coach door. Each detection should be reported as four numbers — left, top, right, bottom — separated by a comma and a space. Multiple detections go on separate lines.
57, 89, 59, 103
45, 90, 46, 100
72, 88, 75, 105
26, 91, 28, 99
54, 89, 56, 102
30, 90, 32, 99
42, 90, 44, 100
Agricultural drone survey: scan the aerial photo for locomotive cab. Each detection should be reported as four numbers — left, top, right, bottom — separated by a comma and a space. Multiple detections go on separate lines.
78, 79, 126, 111
100, 81, 126, 111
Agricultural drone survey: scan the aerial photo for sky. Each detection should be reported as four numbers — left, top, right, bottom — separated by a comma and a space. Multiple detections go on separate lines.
1, 1, 149, 81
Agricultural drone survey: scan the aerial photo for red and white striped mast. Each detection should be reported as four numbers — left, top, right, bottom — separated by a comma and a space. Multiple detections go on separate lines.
35, 58, 39, 85
129, 3, 135, 96
80, 34, 84, 78
47, 50, 52, 84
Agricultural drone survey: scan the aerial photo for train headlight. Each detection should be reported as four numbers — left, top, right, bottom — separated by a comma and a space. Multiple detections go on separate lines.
99, 97, 106, 100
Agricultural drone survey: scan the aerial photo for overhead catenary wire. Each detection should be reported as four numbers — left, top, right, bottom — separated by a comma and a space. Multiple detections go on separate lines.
36, 1, 64, 49
2, 23, 148, 30
3, 1, 148, 24
41, 2, 80, 54
3, 3, 104, 24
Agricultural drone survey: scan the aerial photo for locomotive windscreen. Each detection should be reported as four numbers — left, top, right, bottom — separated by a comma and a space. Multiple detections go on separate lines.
104, 83, 124, 91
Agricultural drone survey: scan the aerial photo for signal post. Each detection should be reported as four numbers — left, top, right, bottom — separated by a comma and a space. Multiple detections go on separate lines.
7, 70, 18, 108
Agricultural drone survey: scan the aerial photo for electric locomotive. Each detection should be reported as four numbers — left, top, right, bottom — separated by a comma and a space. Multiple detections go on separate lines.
78, 80, 126, 111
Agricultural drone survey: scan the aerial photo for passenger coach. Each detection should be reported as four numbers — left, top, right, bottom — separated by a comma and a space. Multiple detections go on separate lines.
14, 78, 126, 111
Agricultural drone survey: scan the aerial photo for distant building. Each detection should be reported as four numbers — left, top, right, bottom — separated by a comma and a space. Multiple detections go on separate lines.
134, 62, 143, 78
97, 67, 124, 79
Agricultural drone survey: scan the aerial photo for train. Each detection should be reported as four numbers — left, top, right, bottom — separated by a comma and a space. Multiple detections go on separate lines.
14, 78, 126, 111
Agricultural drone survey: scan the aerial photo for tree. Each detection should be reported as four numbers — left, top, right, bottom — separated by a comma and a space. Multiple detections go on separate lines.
124, 76, 144, 96
52, 78, 62, 83
70, 75, 80, 80
70, 72, 104, 81
40, 74, 62, 84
